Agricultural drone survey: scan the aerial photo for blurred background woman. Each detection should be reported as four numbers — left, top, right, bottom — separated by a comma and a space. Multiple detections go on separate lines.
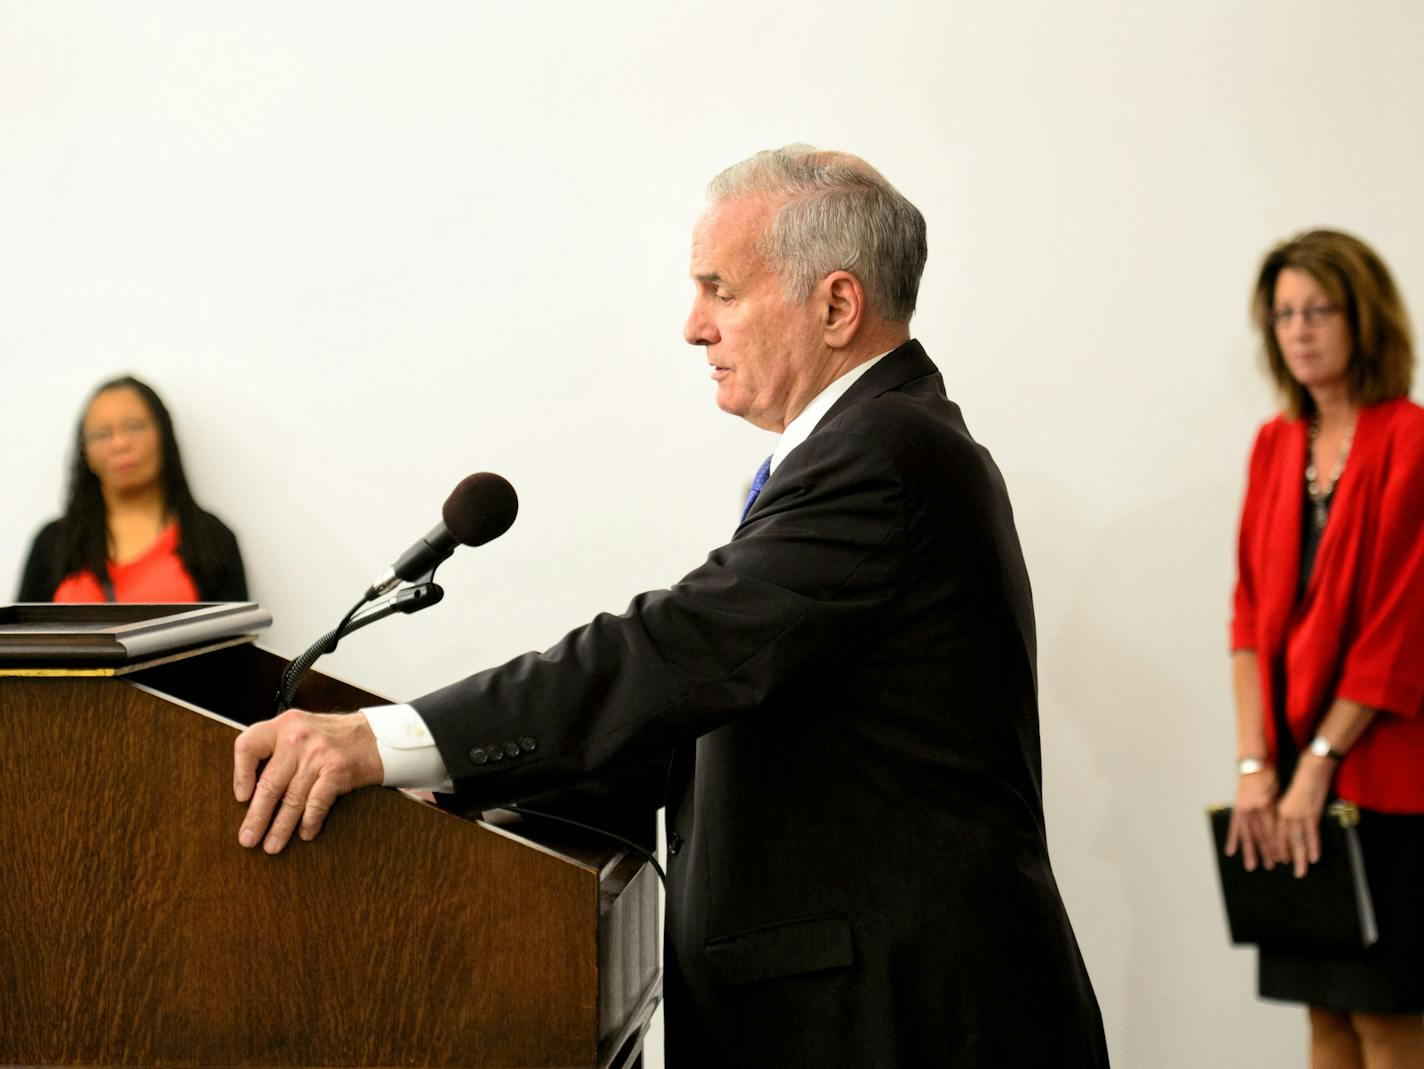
17, 375, 247, 603
1227, 230, 1424, 1067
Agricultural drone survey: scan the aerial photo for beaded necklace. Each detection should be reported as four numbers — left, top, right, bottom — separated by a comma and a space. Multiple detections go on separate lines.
1305, 414, 1355, 531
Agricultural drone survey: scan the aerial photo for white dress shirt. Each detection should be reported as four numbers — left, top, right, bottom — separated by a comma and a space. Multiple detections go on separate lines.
768, 351, 886, 474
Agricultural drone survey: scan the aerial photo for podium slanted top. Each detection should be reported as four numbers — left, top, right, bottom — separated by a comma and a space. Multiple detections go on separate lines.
0, 602, 271, 675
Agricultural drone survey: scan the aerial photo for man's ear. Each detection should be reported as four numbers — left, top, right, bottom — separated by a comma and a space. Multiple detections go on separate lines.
820, 271, 865, 349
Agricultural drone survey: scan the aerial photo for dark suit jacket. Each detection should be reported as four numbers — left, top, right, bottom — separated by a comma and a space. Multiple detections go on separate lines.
415, 341, 1109, 1067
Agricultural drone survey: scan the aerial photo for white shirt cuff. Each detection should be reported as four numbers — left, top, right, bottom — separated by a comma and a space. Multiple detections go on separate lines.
363, 703, 454, 793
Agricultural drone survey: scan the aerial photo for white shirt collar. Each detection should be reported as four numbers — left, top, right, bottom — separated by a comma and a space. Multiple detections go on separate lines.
769, 352, 889, 473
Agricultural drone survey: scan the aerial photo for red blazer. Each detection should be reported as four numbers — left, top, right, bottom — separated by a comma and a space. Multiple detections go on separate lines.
1232, 396, 1424, 812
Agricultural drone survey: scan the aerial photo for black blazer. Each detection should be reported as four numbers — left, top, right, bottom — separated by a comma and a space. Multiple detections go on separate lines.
16, 512, 248, 602
415, 341, 1109, 1067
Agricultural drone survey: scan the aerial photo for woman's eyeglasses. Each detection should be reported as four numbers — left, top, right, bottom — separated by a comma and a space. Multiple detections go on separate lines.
84, 418, 153, 446
1271, 304, 1341, 328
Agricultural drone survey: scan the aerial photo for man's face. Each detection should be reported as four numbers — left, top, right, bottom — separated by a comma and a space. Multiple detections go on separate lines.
684, 196, 828, 432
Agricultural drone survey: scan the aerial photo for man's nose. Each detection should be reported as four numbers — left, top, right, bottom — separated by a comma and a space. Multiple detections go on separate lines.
684, 303, 717, 347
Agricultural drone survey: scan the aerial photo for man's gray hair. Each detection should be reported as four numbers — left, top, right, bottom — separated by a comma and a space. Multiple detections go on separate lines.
707, 145, 927, 323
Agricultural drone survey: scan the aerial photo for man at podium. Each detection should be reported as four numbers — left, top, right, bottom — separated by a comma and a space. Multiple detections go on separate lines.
233, 145, 1110, 1067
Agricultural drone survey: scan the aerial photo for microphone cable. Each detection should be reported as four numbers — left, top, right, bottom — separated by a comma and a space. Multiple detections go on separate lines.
504, 804, 666, 889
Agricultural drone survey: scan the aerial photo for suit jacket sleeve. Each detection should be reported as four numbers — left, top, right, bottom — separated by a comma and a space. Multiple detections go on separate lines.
412, 426, 906, 810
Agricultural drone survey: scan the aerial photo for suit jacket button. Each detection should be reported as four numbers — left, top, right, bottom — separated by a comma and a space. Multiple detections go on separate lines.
469, 748, 488, 766
519, 736, 537, 753
667, 832, 683, 855
487, 745, 504, 762
503, 740, 521, 758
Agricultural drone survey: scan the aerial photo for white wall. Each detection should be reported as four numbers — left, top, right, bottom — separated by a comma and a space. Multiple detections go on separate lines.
5, 3, 1424, 1064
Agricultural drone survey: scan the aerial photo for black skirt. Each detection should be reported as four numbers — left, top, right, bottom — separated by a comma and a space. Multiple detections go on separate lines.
1259, 809, 1424, 1014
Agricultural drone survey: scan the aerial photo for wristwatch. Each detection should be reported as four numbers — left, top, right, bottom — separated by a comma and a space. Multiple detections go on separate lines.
1308, 734, 1344, 761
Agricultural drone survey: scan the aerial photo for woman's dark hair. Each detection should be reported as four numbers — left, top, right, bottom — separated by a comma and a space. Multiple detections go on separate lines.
54, 375, 231, 596
1251, 229, 1414, 418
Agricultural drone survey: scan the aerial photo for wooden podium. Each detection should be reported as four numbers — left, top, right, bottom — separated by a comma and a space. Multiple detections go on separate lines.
0, 606, 661, 1069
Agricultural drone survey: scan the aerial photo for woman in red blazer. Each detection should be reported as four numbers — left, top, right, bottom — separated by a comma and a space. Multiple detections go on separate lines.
1228, 230, 1424, 1066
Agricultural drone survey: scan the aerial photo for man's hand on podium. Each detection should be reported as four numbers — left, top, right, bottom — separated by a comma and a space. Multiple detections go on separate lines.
233, 710, 385, 854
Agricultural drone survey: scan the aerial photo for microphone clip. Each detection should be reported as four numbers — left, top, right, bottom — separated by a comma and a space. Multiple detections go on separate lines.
390, 579, 444, 613
274, 580, 445, 713
363, 558, 445, 602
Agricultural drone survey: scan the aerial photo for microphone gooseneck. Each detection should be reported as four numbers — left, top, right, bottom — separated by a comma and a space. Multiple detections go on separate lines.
276, 473, 517, 713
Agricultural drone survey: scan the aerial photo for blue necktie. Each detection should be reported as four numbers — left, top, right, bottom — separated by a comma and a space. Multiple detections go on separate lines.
740, 456, 772, 523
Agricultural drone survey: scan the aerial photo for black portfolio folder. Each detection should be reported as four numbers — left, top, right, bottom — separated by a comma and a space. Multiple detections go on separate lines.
1209, 801, 1377, 951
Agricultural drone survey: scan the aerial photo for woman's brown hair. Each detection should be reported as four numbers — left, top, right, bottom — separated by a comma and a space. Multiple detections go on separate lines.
1251, 229, 1414, 418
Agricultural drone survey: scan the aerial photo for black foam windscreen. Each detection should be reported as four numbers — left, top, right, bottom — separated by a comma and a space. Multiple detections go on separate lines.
442, 472, 518, 546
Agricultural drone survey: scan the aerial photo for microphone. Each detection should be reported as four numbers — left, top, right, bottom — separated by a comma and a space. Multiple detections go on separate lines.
276, 472, 518, 712
364, 472, 519, 600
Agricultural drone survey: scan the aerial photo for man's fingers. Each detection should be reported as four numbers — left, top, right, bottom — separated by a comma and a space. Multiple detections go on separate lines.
236, 709, 312, 846
260, 764, 322, 855
233, 720, 279, 802
239, 750, 298, 849
233, 710, 382, 852
300, 779, 342, 842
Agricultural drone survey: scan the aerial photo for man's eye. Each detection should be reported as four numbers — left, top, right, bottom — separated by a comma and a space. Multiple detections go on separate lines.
716, 291, 733, 304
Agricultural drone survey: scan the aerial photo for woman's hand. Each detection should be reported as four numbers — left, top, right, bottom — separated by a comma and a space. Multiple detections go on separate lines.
1225, 765, 1280, 871
1274, 755, 1336, 878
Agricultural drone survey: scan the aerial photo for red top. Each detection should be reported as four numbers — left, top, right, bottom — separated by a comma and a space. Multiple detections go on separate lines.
52, 523, 201, 604
1231, 396, 1424, 812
